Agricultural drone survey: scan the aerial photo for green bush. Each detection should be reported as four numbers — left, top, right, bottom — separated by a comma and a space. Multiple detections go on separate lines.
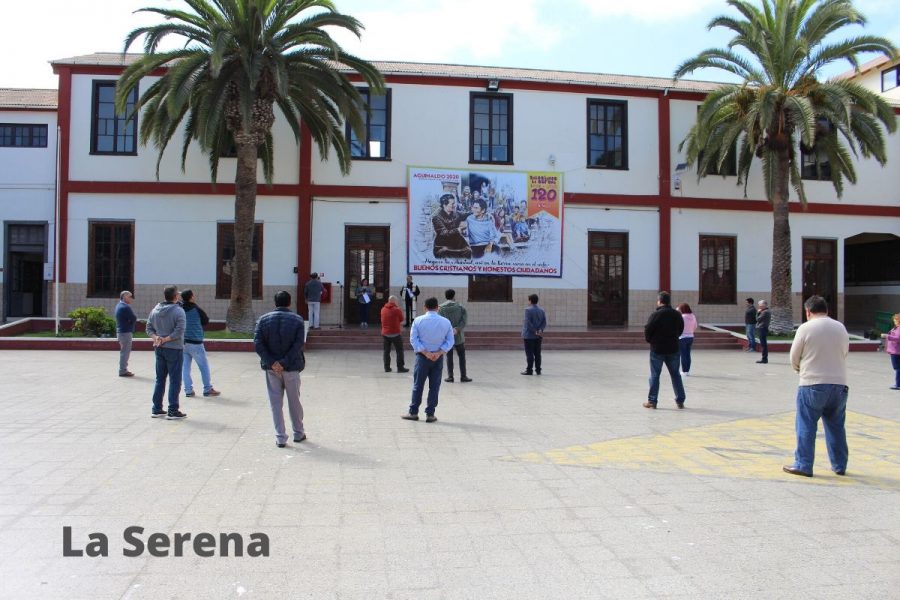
68, 306, 116, 337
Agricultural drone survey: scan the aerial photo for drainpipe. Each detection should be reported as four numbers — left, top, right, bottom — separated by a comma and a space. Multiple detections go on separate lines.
54, 125, 61, 336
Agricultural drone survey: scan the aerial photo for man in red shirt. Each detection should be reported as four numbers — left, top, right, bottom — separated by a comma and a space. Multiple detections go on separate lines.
381, 296, 409, 373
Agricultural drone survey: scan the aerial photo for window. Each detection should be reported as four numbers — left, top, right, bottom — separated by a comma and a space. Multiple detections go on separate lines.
470, 93, 512, 164
882, 66, 899, 92
91, 80, 137, 155
216, 223, 263, 299
88, 221, 134, 297
348, 88, 391, 159
699, 235, 736, 304
800, 147, 831, 180
587, 99, 627, 169
0, 124, 48, 148
468, 275, 512, 302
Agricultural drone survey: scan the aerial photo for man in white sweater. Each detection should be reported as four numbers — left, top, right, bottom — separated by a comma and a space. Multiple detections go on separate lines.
783, 295, 850, 478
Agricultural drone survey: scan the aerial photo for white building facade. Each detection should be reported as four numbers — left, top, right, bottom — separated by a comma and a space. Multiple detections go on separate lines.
1, 54, 898, 328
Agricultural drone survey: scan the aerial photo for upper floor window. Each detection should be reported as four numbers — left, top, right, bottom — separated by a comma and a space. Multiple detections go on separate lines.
470, 93, 512, 164
699, 235, 736, 305
88, 221, 134, 297
587, 99, 627, 169
800, 147, 831, 180
882, 66, 899, 92
0, 124, 48, 148
91, 81, 137, 155
349, 88, 391, 160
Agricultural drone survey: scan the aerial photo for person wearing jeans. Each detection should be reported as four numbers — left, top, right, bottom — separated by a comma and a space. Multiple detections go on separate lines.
677, 303, 697, 376
180, 289, 220, 398
643, 291, 686, 409
521, 294, 547, 375
402, 297, 454, 423
783, 295, 850, 477
744, 297, 757, 352
146, 285, 187, 419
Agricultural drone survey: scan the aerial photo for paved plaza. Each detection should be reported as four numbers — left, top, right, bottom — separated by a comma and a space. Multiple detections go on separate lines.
0, 347, 899, 599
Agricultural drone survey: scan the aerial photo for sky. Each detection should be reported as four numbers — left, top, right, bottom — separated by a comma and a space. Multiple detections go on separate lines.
3, 0, 899, 90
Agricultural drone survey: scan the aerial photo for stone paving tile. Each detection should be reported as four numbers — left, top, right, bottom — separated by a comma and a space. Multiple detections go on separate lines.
0, 348, 899, 599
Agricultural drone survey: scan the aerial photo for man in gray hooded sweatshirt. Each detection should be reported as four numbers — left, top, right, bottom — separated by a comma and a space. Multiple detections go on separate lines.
146, 285, 187, 419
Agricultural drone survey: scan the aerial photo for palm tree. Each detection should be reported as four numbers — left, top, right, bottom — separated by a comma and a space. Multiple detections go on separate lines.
115, 0, 384, 331
674, 0, 896, 333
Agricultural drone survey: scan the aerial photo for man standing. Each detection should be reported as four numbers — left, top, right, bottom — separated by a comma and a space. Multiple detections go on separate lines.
402, 297, 455, 423
146, 285, 187, 419
756, 299, 771, 364
783, 295, 850, 477
521, 294, 546, 375
643, 291, 686, 409
115, 290, 137, 377
400, 274, 420, 327
254, 291, 307, 448
304, 272, 324, 330
380, 296, 408, 373
744, 297, 757, 352
439, 289, 471, 383
180, 289, 220, 398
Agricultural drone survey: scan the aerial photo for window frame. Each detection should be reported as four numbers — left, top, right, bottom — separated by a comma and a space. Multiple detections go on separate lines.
469, 92, 513, 165
87, 220, 134, 298
0, 123, 48, 148
467, 275, 512, 303
800, 146, 832, 181
90, 80, 138, 156
698, 235, 737, 305
216, 222, 264, 300
347, 88, 392, 161
882, 66, 899, 92
586, 98, 628, 170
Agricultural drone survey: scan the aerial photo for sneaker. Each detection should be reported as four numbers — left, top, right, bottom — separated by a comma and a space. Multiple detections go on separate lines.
460, 376, 473, 382
444, 377, 454, 383
401, 413, 419, 421
151, 410, 167, 418
642, 402, 657, 409
203, 389, 221, 397
397, 367, 410, 373
166, 410, 187, 420
119, 371, 135, 377
425, 415, 437, 423
294, 434, 307, 443
184, 391, 196, 397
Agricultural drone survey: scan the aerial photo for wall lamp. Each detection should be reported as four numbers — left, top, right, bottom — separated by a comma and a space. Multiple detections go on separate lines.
486, 79, 500, 92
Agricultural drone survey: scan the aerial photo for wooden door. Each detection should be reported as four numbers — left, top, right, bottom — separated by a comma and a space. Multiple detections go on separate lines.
345, 226, 390, 324
588, 232, 628, 326
802, 238, 837, 320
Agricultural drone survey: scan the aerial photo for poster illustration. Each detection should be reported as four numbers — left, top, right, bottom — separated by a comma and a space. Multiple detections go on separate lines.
408, 167, 563, 277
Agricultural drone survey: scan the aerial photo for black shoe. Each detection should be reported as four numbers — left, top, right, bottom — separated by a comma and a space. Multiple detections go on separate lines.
401, 413, 419, 421
460, 376, 473, 383
676, 402, 685, 409
166, 410, 187, 420
119, 371, 135, 377
151, 410, 167, 418
782, 465, 812, 477
397, 367, 410, 373
277, 442, 286, 448
521, 370, 533, 375
425, 415, 437, 423
385, 367, 392, 372
184, 391, 196, 397
535, 369, 541, 375
834, 469, 846, 476
294, 434, 307, 443
756, 359, 768, 364
445, 377, 454, 383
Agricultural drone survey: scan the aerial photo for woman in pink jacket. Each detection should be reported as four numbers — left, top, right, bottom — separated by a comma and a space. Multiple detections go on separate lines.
883, 313, 900, 390
677, 303, 698, 376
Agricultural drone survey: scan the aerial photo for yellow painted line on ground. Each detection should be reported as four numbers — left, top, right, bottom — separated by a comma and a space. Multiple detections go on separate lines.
506, 412, 900, 489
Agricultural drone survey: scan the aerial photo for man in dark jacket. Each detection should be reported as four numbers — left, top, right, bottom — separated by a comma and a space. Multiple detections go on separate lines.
254, 291, 307, 448
643, 291, 686, 409
115, 290, 137, 377
744, 297, 757, 352
756, 299, 771, 364
146, 285, 187, 419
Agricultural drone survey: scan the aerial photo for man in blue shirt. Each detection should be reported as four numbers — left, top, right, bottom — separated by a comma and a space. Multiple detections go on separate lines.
403, 297, 455, 423
521, 294, 547, 375
115, 290, 138, 377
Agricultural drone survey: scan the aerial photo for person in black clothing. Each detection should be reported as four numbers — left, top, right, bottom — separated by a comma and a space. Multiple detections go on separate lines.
744, 297, 757, 352
756, 300, 771, 363
400, 274, 420, 327
643, 291, 686, 409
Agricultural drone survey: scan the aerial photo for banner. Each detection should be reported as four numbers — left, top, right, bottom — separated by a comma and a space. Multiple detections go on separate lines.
408, 167, 563, 277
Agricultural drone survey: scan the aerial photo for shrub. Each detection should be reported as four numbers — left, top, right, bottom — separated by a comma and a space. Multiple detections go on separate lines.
68, 306, 116, 337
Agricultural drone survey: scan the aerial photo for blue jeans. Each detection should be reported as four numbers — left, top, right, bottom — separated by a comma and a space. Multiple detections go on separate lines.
745, 323, 756, 350
679, 337, 694, 373
792, 384, 848, 474
891, 354, 900, 387
648, 351, 686, 405
409, 353, 444, 416
359, 302, 370, 324
152, 346, 183, 413
183, 342, 213, 394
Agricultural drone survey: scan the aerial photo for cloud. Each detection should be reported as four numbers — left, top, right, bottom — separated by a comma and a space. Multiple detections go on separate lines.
569, 0, 723, 23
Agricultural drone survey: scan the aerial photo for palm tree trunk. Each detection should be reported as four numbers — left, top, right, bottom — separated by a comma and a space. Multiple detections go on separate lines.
770, 152, 794, 334
226, 138, 259, 333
